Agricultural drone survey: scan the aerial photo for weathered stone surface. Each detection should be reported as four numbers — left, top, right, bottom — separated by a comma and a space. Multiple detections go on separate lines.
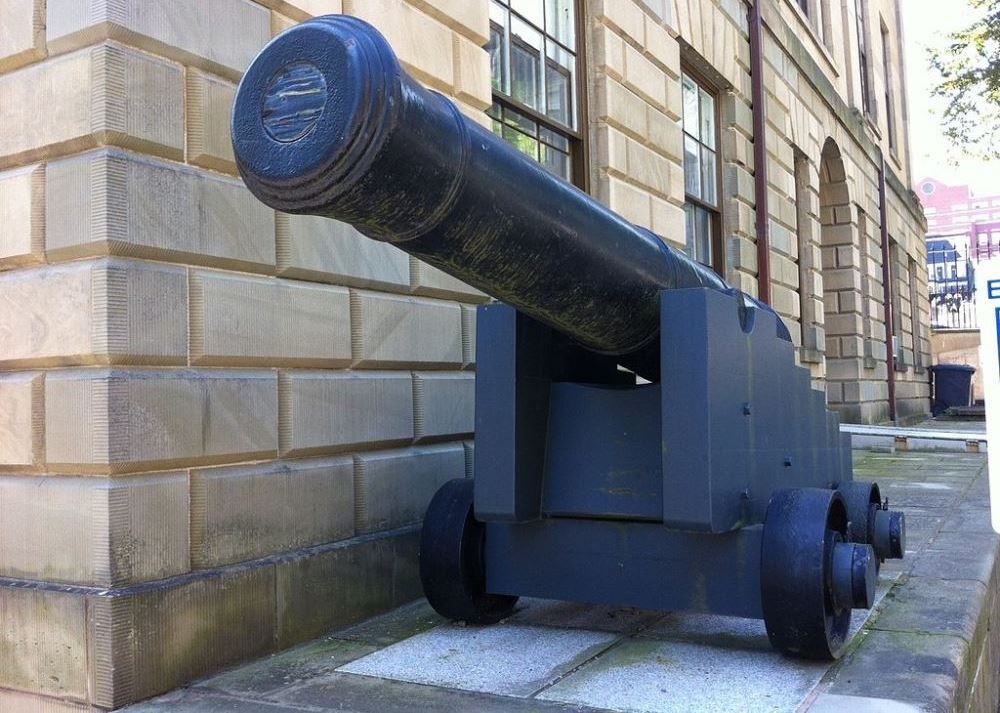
186, 69, 237, 173
190, 270, 351, 367
409, 257, 487, 302
872, 576, 987, 643
0, 43, 184, 168
45, 368, 278, 473
276, 213, 410, 291
275, 529, 421, 647
412, 372, 474, 441
45, 149, 275, 271
0, 0, 46, 72
0, 163, 44, 267
88, 565, 277, 708
0, 472, 188, 586
0, 371, 42, 467
46, 0, 270, 79
346, 0, 454, 91
0, 689, 95, 712
826, 630, 968, 711
350, 290, 463, 368
0, 259, 187, 368
353, 443, 466, 533
279, 371, 413, 456
461, 304, 477, 368
0, 585, 88, 701
190, 456, 355, 568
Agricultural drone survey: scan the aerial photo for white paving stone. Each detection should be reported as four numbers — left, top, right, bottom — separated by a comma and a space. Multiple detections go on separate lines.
536, 637, 829, 713
338, 623, 618, 697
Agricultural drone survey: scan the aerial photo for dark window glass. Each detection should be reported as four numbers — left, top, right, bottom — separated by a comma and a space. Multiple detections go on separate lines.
881, 21, 897, 150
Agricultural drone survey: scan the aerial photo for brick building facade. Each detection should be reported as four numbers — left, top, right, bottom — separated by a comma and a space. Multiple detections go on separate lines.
0, 0, 928, 709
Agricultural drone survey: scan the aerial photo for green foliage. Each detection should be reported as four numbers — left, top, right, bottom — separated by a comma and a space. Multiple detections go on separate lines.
930, 0, 1000, 159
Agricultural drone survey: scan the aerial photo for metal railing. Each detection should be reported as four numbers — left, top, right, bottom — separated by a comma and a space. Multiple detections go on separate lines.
928, 245, 976, 330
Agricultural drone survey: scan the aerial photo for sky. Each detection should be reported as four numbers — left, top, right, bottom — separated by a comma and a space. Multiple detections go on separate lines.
903, 0, 1000, 195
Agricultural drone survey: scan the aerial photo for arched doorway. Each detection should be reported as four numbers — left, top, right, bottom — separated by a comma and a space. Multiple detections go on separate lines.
818, 139, 886, 424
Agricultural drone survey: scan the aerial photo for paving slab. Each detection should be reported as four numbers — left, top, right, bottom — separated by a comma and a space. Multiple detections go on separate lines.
124, 449, 998, 713
536, 637, 828, 713
337, 623, 619, 696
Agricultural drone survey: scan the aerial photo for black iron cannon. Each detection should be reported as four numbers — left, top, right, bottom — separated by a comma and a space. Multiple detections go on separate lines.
232, 15, 904, 659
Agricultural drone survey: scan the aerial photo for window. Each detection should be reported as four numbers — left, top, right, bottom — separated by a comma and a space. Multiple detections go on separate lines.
681, 71, 721, 272
487, 0, 582, 185
855, 0, 873, 116
880, 20, 897, 151
797, 0, 809, 15
936, 266, 943, 280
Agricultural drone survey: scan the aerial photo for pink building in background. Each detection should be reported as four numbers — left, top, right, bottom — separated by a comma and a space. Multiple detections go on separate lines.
919, 177, 1000, 261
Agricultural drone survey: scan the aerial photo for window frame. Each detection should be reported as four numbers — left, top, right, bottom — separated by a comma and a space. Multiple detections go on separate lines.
680, 65, 724, 276
855, 0, 874, 117
487, 0, 589, 188
880, 19, 898, 153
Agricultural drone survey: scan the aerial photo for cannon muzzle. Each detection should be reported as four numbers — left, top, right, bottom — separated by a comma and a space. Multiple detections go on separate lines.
232, 15, 780, 380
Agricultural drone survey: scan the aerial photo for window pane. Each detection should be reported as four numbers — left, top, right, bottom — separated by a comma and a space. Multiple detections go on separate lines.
684, 203, 696, 258
502, 123, 539, 160
684, 136, 701, 199
545, 42, 573, 127
699, 87, 715, 147
510, 17, 543, 110
684, 204, 713, 266
696, 207, 712, 266
700, 147, 717, 206
541, 144, 570, 179
503, 104, 536, 135
539, 124, 569, 151
682, 74, 699, 136
511, 0, 544, 28
489, 21, 507, 92
545, 0, 575, 49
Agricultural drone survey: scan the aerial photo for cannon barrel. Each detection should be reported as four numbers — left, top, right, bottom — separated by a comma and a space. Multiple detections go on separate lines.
232, 15, 779, 379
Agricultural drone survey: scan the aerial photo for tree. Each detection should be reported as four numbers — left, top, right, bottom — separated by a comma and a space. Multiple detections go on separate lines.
930, 0, 1000, 160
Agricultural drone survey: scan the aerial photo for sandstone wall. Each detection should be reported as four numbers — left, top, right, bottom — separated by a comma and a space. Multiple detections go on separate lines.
0, 0, 490, 709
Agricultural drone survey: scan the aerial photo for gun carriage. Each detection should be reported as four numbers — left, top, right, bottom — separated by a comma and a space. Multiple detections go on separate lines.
232, 15, 904, 659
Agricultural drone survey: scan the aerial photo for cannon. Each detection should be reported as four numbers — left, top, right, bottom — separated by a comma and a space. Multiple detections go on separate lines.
232, 15, 905, 659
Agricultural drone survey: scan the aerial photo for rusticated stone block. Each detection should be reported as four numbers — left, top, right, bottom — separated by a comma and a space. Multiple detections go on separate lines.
0, 43, 184, 168
45, 368, 278, 473
279, 371, 413, 456
190, 270, 351, 367
0, 0, 46, 72
45, 148, 275, 271
0, 690, 92, 711
452, 33, 491, 111
0, 164, 44, 267
46, 0, 270, 79
350, 290, 463, 368
0, 472, 188, 586
354, 443, 465, 533
408, 0, 488, 44
0, 259, 187, 368
190, 456, 355, 568
0, 371, 42, 467
87, 566, 277, 708
275, 529, 421, 647
346, 0, 454, 92
463, 439, 474, 478
461, 304, 477, 368
409, 257, 487, 302
260, 0, 343, 22
186, 69, 237, 173
412, 372, 474, 441
275, 213, 410, 291
0, 586, 88, 701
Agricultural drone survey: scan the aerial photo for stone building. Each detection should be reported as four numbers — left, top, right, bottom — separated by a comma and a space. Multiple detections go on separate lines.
0, 0, 928, 709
